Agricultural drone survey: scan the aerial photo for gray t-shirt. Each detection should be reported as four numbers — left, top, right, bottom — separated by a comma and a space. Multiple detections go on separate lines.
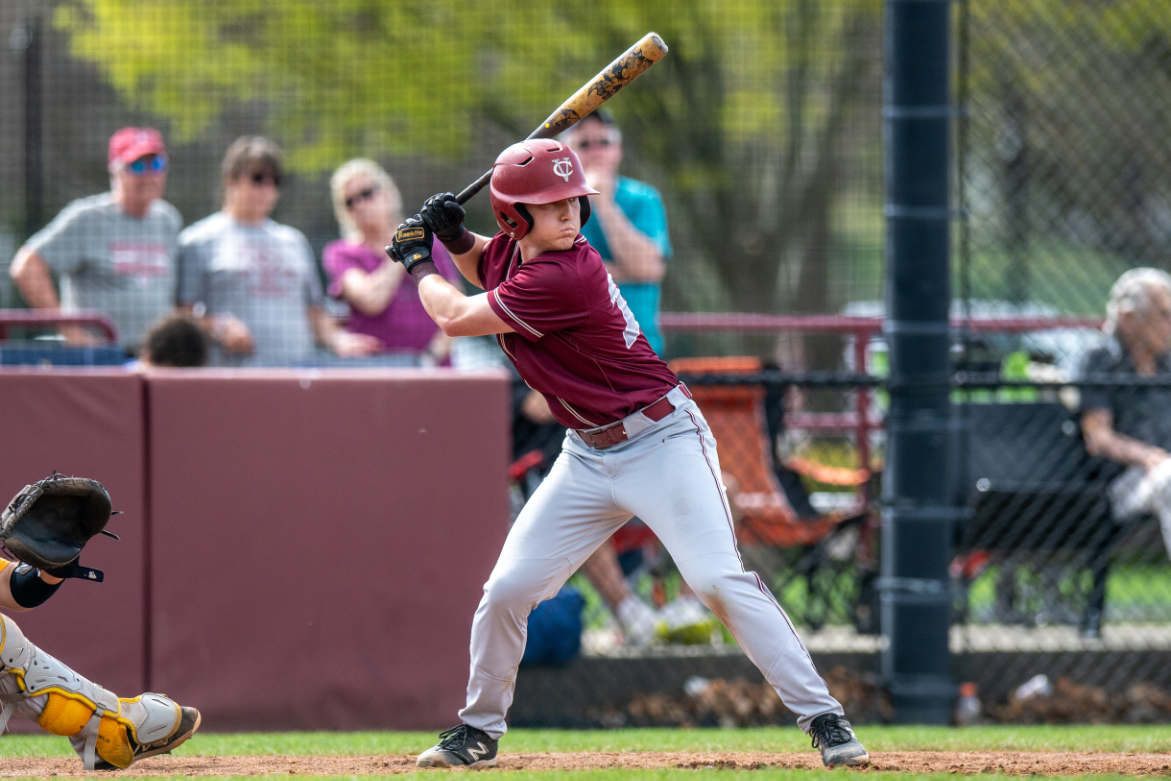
177, 212, 324, 366
25, 192, 181, 351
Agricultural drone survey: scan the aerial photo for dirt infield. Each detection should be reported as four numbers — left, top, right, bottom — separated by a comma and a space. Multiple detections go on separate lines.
2, 751, 1170, 776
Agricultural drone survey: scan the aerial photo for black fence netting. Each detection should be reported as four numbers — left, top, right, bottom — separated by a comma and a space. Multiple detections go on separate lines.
948, 0, 1171, 727
0, 1, 884, 364
2, 0, 1171, 726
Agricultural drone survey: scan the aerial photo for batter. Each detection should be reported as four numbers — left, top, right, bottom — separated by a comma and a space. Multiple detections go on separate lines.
387, 138, 868, 769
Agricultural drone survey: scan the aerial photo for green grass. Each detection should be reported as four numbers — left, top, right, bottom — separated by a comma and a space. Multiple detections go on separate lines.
966, 562, 1171, 622
3, 723, 1170, 760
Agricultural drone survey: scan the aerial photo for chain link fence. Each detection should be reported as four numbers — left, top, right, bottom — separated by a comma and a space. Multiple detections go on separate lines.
2, 0, 1171, 725
949, 0, 1171, 725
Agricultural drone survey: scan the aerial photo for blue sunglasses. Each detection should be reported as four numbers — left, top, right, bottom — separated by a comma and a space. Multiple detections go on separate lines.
126, 155, 167, 175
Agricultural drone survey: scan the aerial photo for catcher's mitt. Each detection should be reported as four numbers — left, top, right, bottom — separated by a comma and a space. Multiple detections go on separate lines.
0, 473, 114, 578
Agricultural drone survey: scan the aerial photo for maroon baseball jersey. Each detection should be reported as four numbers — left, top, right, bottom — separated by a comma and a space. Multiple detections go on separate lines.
480, 233, 679, 429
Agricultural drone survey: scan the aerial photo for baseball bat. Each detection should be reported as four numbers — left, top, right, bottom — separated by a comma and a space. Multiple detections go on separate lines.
455, 32, 669, 205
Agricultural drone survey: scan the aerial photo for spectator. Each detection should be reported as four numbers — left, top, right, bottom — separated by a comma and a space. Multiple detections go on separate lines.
1079, 267, 1171, 558
139, 313, 209, 368
9, 127, 180, 355
563, 110, 671, 354
177, 136, 380, 366
323, 159, 459, 365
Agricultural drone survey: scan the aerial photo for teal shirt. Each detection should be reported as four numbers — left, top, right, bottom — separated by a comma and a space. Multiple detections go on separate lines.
579, 176, 671, 354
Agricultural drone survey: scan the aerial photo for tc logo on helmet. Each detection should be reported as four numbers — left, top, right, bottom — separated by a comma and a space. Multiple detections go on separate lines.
552, 158, 574, 182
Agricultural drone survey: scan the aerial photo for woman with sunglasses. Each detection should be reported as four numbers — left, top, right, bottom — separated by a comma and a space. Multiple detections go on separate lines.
322, 159, 459, 366
177, 137, 380, 366
9, 126, 181, 355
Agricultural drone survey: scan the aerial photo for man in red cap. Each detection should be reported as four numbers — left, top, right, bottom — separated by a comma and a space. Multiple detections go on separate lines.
9, 126, 181, 355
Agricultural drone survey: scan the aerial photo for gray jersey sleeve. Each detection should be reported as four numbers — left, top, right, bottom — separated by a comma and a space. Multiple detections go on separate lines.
24, 200, 94, 273
176, 221, 211, 308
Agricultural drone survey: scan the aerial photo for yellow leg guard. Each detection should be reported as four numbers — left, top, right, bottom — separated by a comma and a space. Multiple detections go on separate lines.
95, 715, 134, 769
36, 693, 95, 736
33, 691, 134, 768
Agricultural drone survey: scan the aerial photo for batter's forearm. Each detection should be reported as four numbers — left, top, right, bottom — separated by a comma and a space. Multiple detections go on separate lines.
417, 276, 509, 338
448, 233, 492, 290
417, 275, 470, 332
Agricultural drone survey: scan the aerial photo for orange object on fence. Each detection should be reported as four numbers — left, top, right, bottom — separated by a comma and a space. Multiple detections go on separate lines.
669, 356, 864, 548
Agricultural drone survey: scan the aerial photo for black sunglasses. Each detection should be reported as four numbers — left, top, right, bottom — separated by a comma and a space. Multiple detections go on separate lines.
574, 138, 614, 150
248, 171, 282, 187
344, 186, 378, 210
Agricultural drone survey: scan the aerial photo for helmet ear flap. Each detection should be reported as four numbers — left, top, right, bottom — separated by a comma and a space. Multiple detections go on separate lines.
515, 204, 533, 237
578, 196, 591, 228
496, 204, 533, 239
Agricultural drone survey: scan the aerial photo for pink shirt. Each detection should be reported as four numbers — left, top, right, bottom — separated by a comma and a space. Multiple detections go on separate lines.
481, 233, 679, 429
322, 237, 458, 354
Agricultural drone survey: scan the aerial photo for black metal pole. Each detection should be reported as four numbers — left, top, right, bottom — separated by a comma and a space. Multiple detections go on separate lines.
21, 15, 45, 241
880, 0, 956, 724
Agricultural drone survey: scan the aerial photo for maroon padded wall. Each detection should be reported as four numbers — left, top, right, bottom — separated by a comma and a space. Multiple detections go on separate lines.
145, 369, 510, 731
0, 370, 147, 701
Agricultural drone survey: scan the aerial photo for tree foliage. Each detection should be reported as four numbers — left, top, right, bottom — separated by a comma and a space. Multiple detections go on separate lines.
56, 0, 881, 316
960, 2, 1171, 312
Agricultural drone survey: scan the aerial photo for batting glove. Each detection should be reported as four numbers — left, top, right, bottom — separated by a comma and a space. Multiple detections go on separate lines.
420, 192, 466, 242
387, 215, 433, 273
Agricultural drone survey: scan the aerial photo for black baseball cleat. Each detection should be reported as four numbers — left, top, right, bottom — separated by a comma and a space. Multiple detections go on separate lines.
416, 723, 498, 768
809, 712, 869, 767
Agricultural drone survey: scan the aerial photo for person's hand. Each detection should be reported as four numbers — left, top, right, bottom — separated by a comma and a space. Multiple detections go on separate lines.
386, 215, 433, 272
1141, 447, 1171, 472
59, 325, 103, 347
212, 314, 254, 355
584, 168, 616, 202
330, 330, 381, 358
420, 192, 466, 243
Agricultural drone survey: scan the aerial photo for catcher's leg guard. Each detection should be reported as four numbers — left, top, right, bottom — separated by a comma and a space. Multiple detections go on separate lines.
0, 614, 193, 770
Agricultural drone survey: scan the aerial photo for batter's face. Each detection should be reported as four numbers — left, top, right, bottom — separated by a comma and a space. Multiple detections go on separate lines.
521, 198, 581, 255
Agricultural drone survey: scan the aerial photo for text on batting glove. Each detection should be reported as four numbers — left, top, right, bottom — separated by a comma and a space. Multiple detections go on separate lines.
387, 216, 433, 273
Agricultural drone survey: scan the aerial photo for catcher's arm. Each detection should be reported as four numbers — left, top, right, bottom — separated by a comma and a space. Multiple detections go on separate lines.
0, 558, 65, 610
0, 474, 115, 599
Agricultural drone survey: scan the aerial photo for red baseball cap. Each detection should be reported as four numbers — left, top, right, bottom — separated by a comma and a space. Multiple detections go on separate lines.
108, 127, 166, 166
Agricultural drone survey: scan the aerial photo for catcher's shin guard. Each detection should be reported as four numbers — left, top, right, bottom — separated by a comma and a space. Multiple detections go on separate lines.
0, 614, 187, 769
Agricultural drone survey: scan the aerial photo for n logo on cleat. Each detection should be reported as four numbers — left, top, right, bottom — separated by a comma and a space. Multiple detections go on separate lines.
467, 742, 489, 761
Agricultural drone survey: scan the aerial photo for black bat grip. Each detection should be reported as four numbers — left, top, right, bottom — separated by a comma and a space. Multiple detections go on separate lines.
456, 171, 492, 205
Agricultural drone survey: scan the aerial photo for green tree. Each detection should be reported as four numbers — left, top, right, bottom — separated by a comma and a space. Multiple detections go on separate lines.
56, 0, 881, 320
961, 2, 1171, 314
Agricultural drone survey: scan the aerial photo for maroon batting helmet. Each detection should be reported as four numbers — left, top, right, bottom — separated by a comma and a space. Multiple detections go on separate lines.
489, 139, 599, 240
